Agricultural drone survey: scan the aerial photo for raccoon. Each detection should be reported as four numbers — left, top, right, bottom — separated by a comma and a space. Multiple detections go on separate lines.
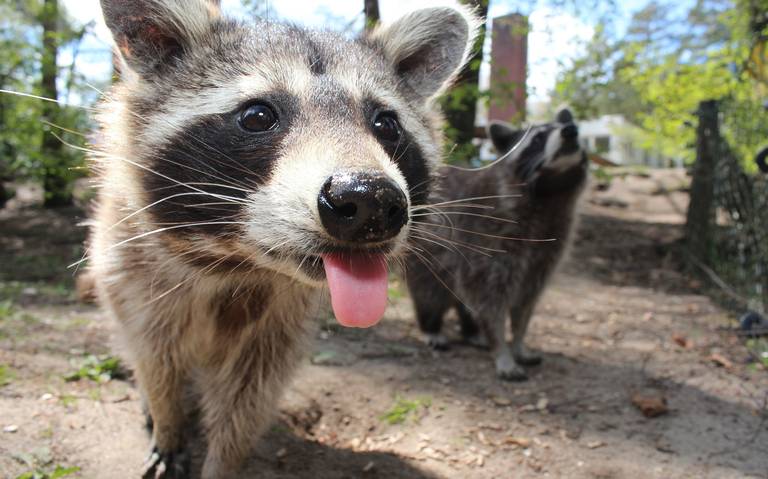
90, 1, 478, 477
405, 109, 588, 381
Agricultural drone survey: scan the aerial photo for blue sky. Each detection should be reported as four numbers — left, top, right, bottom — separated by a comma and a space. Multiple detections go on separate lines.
60, 0, 664, 104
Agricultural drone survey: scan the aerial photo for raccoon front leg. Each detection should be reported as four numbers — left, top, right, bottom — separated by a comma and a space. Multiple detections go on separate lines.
134, 356, 190, 479
476, 308, 528, 381
198, 341, 295, 479
510, 303, 542, 366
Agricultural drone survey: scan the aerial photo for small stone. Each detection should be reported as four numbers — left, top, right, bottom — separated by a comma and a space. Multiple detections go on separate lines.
3, 425, 18, 433
275, 448, 287, 459
362, 461, 375, 472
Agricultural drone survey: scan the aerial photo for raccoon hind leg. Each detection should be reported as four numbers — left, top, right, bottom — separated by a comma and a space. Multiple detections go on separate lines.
510, 303, 542, 366
457, 302, 487, 349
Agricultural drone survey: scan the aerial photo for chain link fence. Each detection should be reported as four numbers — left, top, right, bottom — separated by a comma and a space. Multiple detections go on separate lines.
689, 99, 768, 313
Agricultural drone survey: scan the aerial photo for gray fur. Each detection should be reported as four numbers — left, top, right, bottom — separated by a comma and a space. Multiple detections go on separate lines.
91, 1, 478, 477
405, 109, 589, 381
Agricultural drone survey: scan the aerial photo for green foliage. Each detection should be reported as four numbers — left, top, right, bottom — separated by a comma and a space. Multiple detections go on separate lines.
746, 338, 768, 368
0, 0, 91, 203
16, 465, 80, 479
554, 0, 768, 168
379, 395, 431, 425
0, 364, 15, 386
64, 355, 124, 383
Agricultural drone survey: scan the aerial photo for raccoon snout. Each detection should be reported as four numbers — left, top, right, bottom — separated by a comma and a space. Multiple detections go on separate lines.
561, 124, 578, 140
318, 172, 408, 243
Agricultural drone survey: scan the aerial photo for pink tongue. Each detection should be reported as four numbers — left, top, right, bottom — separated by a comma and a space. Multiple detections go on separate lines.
322, 253, 388, 328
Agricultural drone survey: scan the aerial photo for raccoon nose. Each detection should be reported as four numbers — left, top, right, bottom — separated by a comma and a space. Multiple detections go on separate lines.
318, 172, 408, 243
561, 124, 578, 140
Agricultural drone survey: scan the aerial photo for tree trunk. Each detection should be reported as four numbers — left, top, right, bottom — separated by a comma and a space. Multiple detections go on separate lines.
442, 0, 489, 163
685, 100, 720, 262
364, 0, 380, 30
40, 0, 71, 208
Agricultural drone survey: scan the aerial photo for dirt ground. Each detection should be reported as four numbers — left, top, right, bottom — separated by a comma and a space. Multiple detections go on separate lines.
1, 170, 767, 479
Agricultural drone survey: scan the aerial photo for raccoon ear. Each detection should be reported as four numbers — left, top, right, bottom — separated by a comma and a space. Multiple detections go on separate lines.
369, 6, 480, 101
100, 0, 220, 75
556, 108, 574, 124
488, 121, 524, 154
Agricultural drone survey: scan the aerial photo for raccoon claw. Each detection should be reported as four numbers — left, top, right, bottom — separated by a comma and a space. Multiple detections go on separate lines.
142, 447, 189, 479
425, 333, 449, 351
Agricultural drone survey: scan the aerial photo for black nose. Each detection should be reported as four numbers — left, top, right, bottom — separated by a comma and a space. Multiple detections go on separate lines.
561, 124, 578, 139
318, 172, 408, 243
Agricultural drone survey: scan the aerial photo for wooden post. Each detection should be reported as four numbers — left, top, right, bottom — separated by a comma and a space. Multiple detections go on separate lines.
364, 0, 379, 31
685, 100, 720, 262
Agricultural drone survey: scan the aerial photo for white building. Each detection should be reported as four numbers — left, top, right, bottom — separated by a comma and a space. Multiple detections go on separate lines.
579, 115, 682, 168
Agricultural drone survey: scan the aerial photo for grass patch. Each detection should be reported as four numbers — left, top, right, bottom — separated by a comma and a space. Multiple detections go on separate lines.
746, 338, 768, 369
15, 465, 80, 479
380, 395, 431, 425
0, 364, 15, 386
64, 355, 125, 383
0, 299, 15, 319
59, 394, 77, 408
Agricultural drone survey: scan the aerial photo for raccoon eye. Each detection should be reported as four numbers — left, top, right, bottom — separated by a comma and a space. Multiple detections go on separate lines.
372, 112, 402, 143
239, 104, 278, 132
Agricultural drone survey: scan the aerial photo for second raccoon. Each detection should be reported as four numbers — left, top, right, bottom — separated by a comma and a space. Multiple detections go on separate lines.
406, 109, 588, 380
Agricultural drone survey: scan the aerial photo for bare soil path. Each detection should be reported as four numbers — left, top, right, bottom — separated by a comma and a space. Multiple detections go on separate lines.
1, 171, 766, 478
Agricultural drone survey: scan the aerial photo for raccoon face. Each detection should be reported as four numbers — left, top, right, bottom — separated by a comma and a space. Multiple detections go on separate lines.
488, 108, 585, 181
98, 0, 477, 326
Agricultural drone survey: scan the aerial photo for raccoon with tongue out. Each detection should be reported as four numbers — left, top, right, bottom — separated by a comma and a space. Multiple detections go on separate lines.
89, 1, 478, 477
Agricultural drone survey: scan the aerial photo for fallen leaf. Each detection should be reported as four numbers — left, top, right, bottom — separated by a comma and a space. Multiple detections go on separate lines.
491, 396, 512, 407
504, 437, 532, 448
362, 461, 375, 472
631, 392, 668, 418
672, 333, 692, 349
536, 398, 549, 411
709, 353, 733, 369
587, 441, 606, 449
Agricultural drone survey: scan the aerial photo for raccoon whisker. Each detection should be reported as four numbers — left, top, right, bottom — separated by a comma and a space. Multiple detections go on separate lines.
225, 252, 265, 299
409, 232, 477, 265
411, 221, 556, 243
40, 120, 88, 137
410, 228, 501, 256
410, 211, 519, 224
409, 230, 463, 256
0, 89, 97, 111
175, 182, 252, 193
108, 192, 244, 231
109, 221, 249, 251
410, 225, 505, 255
402, 244, 436, 270
422, 194, 524, 208
148, 251, 240, 305
403, 247, 473, 314
91, 85, 257, 189
57, 137, 250, 206
445, 125, 534, 172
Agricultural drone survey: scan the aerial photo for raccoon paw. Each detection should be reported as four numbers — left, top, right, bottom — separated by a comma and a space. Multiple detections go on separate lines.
425, 333, 449, 351
513, 349, 542, 366
142, 446, 190, 479
495, 356, 528, 382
